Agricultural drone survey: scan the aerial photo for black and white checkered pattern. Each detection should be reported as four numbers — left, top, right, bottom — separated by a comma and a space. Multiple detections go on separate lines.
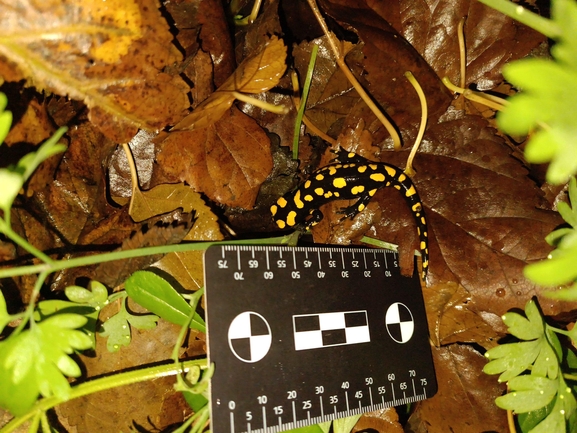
227, 311, 272, 363
385, 302, 414, 343
293, 310, 370, 351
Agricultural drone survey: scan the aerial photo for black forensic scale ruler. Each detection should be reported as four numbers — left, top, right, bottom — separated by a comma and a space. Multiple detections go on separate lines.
204, 245, 437, 433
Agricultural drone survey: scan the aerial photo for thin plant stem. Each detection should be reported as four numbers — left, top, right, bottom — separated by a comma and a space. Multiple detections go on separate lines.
293, 44, 319, 159
231, 91, 289, 114
291, 72, 336, 145
12, 270, 49, 335
442, 77, 507, 111
306, 0, 402, 150
458, 18, 467, 90
403, 72, 427, 177
0, 233, 299, 279
0, 221, 54, 264
0, 359, 208, 433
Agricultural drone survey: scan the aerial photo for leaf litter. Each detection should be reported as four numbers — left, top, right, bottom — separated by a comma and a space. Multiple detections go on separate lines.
0, 0, 570, 431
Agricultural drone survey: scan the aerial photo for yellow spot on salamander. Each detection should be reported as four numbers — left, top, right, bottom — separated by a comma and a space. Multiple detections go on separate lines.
351, 185, 365, 194
369, 164, 377, 170
385, 166, 397, 177
421, 217, 426, 225
405, 185, 417, 197
316, 173, 324, 181
324, 191, 333, 198
304, 180, 311, 189
348, 152, 355, 158
277, 197, 287, 208
334, 192, 340, 197
276, 219, 286, 229
270, 204, 278, 216
294, 190, 304, 209
314, 187, 324, 196
394, 185, 401, 190
329, 166, 338, 175
421, 241, 427, 250
398, 173, 406, 182
412, 203, 422, 213
357, 165, 367, 173
333, 177, 347, 188
368, 189, 377, 196
304, 194, 314, 201
358, 203, 366, 212
287, 210, 297, 227
370, 173, 386, 182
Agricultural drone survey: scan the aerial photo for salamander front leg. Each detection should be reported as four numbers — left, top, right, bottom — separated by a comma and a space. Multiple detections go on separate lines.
304, 209, 325, 229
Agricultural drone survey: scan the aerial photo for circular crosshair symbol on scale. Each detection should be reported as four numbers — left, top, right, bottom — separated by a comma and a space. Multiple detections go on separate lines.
227, 311, 272, 363
385, 302, 414, 344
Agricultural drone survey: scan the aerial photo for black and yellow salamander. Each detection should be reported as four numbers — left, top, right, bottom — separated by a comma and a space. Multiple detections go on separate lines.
270, 149, 429, 280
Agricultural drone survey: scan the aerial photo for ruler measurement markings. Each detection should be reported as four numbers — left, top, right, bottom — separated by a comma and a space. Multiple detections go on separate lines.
205, 245, 436, 433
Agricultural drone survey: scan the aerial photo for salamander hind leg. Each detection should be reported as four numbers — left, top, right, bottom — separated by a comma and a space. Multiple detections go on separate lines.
337, 193, 373, 221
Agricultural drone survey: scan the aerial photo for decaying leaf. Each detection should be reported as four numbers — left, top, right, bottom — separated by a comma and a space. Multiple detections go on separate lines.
406, 345, 508, 433
313, 115, 568, 317
0, 0, 190, 141
156, 106, 273, 209
172, 35, 287, 131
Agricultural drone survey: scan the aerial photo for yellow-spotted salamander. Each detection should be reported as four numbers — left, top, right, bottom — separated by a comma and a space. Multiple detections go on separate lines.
270, 149, 429, 280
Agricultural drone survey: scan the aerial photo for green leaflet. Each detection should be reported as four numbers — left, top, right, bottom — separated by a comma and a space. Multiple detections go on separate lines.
99, 296, 158, 352
0, 313, 93, 416
124, 270, 206, 333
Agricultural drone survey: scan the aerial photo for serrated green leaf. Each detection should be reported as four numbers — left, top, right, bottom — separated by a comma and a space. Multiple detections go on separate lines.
0, 290, 9, 334
496, 375, 557, 413
0, 312, 92, 415
99, 297, 158, 351
99, 308, 132, 352
126, 312, 158, 330
503, 308, 542, 341
65, 280, 108, 308
334, 415, 362, 433
546, 227, 574, 247
524, 248, 577, 286
551, 0, 577, 69
0, 337, 40, 416
0, 110, 12, 145
0, 169, 25, 213
125, 270, 205, 333
517, 402, 554, 433
484, 340, 541, 382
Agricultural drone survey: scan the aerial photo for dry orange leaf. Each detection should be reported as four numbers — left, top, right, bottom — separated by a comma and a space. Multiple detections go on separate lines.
0, 0, 189, 141
172, 35, 287, 131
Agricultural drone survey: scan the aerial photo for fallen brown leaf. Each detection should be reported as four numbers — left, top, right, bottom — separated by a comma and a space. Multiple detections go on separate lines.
0, 0, 190, 141
156, 106, 273, 209
172, 35, 287, 131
